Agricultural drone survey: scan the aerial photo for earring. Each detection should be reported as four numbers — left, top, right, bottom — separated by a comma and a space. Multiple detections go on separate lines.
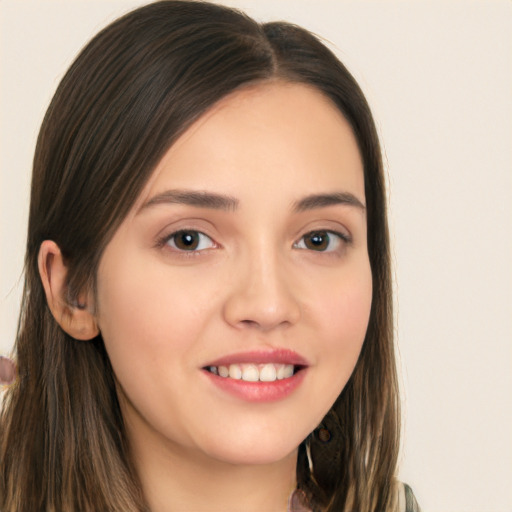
317, 426, 331, 443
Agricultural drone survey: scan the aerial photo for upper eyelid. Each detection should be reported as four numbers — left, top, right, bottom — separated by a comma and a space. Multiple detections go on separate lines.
295, 226, 352, 242
155, 221, 217, 242
294, 229, 351, 247
305, 229, 350, 239
160, 229, 216, 246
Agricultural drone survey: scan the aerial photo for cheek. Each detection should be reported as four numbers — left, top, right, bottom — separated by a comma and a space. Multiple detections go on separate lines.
316, 258, 372, 336
330, 282, 372, 341
95, 252, 216, 371
312, 261, 373, 383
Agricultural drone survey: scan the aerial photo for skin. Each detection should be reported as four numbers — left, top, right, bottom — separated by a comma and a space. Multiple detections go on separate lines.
0, 356, 15, 385
41, 82, 372, 511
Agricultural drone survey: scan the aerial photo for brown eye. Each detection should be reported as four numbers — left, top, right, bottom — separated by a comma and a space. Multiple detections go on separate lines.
304, 231, 330, 251
166, 230, 215, 251
294, 230, 348, 253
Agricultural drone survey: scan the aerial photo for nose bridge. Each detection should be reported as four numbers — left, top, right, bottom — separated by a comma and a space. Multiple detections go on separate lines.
222, 234, 301, 331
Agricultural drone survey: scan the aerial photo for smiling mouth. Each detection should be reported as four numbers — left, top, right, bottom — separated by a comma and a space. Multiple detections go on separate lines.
202, 350, 309, 402
204, 363, 306, 382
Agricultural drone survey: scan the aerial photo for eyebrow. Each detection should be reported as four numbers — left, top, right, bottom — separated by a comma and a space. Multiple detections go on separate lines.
292, 192, 366, 212
140, 189, 239, 212
140, 189, 365, 213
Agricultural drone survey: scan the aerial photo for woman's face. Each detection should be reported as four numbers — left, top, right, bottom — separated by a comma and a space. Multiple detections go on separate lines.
95, 82, 372, 466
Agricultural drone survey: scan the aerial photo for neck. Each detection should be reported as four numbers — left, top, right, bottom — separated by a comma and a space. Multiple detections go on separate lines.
128, 425, 298, 512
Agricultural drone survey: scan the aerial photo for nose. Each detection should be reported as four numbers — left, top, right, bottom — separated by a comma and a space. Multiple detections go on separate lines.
222, 247, 301, 332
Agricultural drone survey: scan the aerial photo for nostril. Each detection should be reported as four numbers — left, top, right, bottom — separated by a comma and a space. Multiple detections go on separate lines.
222, 278, 301, 331
239, 319, 260, 327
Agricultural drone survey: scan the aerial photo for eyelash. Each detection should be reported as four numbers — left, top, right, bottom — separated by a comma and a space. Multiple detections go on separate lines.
156, 228, 351, 256
156, 229, 218, 256
293, 230, 351, 253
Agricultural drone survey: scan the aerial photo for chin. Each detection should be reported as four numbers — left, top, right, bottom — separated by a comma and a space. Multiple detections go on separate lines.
200, 433, 303, 467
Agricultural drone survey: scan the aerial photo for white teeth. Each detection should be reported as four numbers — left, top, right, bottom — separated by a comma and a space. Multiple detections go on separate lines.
241, 364, 259, 382
228, 364, 242, 380
282, 364, 294, 379
259, 363, 277, 382
211, 363, 296, 381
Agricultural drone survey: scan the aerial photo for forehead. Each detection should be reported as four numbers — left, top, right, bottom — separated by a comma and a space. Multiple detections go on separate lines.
138, 81, 364, 208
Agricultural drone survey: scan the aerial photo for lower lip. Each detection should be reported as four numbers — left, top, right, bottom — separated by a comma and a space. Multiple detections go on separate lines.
202, 368, 307, 403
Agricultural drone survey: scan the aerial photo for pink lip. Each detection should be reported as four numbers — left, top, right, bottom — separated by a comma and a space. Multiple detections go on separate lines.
203, 348, 309, 367
202, 367, 308, 403
201, 349, 309, 403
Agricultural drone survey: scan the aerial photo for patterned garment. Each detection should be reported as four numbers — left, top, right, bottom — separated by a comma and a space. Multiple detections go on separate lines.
288, 483, 421, 512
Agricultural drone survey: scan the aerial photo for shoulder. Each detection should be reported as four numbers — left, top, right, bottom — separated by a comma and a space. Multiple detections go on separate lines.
398, 482, 421, 512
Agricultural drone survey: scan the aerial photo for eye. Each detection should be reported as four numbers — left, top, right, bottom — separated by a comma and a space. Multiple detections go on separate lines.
164, 230, 216, 252
294, 230, 349, 252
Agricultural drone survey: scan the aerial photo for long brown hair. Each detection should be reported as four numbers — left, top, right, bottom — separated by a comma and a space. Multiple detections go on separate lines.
0, 2, 399, 510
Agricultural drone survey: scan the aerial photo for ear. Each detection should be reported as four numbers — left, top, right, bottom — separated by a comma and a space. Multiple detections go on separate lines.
38, 240, 99, 340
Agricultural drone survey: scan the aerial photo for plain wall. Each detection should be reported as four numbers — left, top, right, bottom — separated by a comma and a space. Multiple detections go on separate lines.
1, 1, 511, 510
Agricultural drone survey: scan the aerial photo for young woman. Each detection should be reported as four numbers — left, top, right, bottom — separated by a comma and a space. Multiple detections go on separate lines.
0, 2, 420, 511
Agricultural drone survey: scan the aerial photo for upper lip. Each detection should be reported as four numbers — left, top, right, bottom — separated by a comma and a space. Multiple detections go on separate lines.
203, 348, 310, 368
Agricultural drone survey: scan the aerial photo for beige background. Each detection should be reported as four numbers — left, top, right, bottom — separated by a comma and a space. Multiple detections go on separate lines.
1, 1, 511, 510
